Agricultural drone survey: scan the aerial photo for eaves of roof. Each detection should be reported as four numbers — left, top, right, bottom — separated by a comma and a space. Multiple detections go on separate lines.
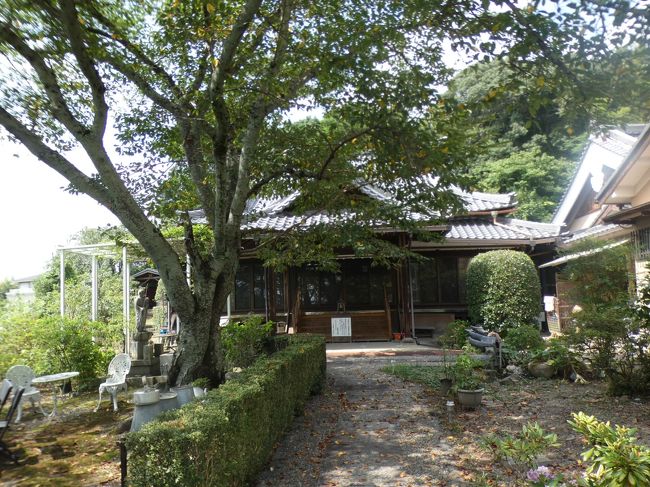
596, 124, 650, 204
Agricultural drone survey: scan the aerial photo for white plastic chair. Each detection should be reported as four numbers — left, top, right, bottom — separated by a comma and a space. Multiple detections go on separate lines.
95, 353, 131, 412
5, 365, 46, 422
0, 379, 12, 414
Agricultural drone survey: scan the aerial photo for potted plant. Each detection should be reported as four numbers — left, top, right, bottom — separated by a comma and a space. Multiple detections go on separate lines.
452, 350, 484, 409
192, 377, 210, 398
527, 338, 573, 379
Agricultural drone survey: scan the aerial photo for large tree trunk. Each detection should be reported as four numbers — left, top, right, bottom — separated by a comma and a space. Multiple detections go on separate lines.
167, 261, 235, 386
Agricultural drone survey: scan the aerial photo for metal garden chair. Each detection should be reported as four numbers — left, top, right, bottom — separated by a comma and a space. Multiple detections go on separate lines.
0, 379, 12, 415
0, 387, 25, 464
6, 365, 46, 422
95, 353, 132, 412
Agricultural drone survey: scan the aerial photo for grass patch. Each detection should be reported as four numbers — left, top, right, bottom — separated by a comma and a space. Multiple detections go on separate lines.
381, 364, 444, 389
0, 391, 131, 486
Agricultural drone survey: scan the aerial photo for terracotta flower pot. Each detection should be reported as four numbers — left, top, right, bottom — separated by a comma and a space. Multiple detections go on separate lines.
392, 333, 403, 341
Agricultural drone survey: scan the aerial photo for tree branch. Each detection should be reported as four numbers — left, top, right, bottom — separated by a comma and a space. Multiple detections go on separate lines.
502, 0, 587, 100
0, 106, 110, 204
317, 128, 372, 179
0, 22, 89, 138
59, 0, 108, 137
209, 0, 263, 153
0, 107, 195, 316
102, 56, 184, 117
179, 119, 216, 228
85, 5, 183, 100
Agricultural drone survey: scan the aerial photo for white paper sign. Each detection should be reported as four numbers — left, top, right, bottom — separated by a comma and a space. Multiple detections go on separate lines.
331, 317, 352, 337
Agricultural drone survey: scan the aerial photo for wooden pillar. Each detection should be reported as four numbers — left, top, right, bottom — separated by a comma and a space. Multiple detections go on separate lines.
266, 267, 276, 322
284, 269, 291, 325
396, 233, 414, 337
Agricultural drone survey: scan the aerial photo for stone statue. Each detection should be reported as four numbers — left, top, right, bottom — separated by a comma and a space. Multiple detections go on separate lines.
135, 288, 150, 332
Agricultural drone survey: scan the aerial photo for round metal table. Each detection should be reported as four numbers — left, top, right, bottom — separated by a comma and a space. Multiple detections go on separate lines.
32, 371, 80, 417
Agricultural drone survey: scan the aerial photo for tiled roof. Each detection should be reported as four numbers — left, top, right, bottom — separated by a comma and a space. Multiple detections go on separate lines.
416, 174, 516, 212
590, 132, 636, 158
187, 179, 548, 243
459, 190, 515, 212
562, 223, 628, 244
189, 179, 515, 227
446, 218, 561, 241
244, 212, 341, 231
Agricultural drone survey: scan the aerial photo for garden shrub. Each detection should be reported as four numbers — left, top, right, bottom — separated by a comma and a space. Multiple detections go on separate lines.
221, 314, 274, 370
502, 324, 544, 366
467, 250, 541, 333
480, 421, 559, 473
438, 319, 469, 349
451, 346, 485, 391
0, 312, 122, 389
560, 241, 650, 393
569, 412, 650, 486
528, 337, 576, 378
126, 334, 326, 487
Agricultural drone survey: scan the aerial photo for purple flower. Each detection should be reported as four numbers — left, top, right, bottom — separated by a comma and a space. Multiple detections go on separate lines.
527, 466, 554, 482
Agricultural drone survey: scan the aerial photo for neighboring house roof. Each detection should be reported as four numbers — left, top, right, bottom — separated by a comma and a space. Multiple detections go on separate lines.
11, 274, 42, 284
596, 124, 650, 206
561, 223, 629, 244
539, 239, 629, 268
552, 128, 639, 229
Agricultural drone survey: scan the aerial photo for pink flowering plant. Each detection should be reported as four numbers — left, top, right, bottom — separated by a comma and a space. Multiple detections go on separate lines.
526, 466, 567, 486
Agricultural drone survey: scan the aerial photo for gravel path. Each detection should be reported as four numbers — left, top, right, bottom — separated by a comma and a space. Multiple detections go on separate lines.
255, 358, 466, 487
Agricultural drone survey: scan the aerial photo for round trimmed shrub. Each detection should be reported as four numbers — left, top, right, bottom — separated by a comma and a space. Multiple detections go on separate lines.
467, 250, 541, 332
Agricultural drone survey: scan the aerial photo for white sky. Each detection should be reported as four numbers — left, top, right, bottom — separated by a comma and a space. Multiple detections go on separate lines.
0, 142, 119, 281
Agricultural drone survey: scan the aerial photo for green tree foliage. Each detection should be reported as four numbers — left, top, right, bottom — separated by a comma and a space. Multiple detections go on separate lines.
472, 147, 574, 221
0, 0, 646, 383
467, 250, 541, 332
0, 279, 15, 302
32, 227, 131, 325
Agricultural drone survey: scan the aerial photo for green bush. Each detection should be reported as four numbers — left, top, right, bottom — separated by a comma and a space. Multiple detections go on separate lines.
561, 241, 645, 392
480, 421, 559, 472
467, 250, 541, 333
438, 319, 469, 349
126, 335, 326, 487
0, 312, 122, 389
222, 315, 274, 370
502, 324, 544, 365
529, 337, 575, 377
569, 412, 650, 486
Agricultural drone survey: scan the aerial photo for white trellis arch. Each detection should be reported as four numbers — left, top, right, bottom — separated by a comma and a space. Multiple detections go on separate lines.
58, 242, 134, 355
57, 242, 230, 355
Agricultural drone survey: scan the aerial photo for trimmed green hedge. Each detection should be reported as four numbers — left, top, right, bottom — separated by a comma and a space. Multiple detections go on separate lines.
125, 334, 326, 486
467, 250, 541, 333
